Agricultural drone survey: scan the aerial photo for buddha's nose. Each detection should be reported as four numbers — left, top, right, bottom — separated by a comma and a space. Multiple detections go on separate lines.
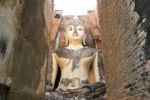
73, 29, 77, 34
72, 29, 79, 37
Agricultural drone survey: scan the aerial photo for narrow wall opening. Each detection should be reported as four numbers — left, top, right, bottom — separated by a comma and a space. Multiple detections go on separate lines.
45, 0, 106, 99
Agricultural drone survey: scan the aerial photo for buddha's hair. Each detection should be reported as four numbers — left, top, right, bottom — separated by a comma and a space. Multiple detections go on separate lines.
67, 19, 84, 27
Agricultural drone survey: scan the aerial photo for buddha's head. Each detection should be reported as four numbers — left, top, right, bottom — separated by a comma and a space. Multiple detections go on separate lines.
65, 20, 86, 46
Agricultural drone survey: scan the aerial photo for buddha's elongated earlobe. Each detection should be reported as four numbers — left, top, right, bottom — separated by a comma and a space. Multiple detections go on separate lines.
65, 33, 69, 46
83, 34, 86, 45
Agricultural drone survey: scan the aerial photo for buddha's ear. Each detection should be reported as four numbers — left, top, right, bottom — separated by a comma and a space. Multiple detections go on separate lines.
65, 33, 69, 46
82, 34, 86, 45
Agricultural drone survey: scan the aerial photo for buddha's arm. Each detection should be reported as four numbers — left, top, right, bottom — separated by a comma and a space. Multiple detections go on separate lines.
51, 53, 58, 89
93, 52, 105, 82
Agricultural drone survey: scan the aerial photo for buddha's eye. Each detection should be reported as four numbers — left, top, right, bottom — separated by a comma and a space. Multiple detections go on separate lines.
67, 25, 74, 31
67, 27, 73, 31
78, 28, 83, 31
77, 27, 84, 31
77, 25, 84, 31
69, 28, 73, 31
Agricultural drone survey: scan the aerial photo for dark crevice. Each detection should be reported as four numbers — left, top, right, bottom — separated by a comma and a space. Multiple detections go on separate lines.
0, 83, 10, 100
145, 28, 150, 60
54, 66, 61, 90
135, 0, 150, 24
0, 40, 7, 57
135, 0, 150, 60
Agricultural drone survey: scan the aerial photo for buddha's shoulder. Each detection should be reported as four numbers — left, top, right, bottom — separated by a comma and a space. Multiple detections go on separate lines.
83, 47, 99, 53
53, 48, 72, 53
52, 48, 74, 57
81, 47, 99, 57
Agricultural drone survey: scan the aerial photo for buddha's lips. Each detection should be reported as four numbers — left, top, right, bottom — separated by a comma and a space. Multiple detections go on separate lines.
72, 33, 79, 37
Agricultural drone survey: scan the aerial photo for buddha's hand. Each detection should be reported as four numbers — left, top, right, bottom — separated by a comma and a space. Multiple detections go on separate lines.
45, 80, 53, 92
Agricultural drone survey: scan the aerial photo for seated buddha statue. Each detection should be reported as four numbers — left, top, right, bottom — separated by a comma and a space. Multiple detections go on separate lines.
46, 19, 106, 99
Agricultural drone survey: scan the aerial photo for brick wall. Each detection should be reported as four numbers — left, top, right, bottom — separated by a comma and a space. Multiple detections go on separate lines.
97, 0, 150, 99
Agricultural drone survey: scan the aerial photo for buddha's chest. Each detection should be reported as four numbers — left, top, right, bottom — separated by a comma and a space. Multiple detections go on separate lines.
57, 55, 94, 66
55, 47, 97, 71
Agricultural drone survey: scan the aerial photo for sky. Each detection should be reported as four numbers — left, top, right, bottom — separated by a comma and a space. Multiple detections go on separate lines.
54, 0, 97, 15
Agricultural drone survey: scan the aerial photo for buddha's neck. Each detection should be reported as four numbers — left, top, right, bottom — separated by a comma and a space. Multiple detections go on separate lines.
67, 42, 83, 49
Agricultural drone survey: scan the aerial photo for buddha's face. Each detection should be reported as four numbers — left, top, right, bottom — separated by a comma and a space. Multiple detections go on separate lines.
66, 24, 85, 41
